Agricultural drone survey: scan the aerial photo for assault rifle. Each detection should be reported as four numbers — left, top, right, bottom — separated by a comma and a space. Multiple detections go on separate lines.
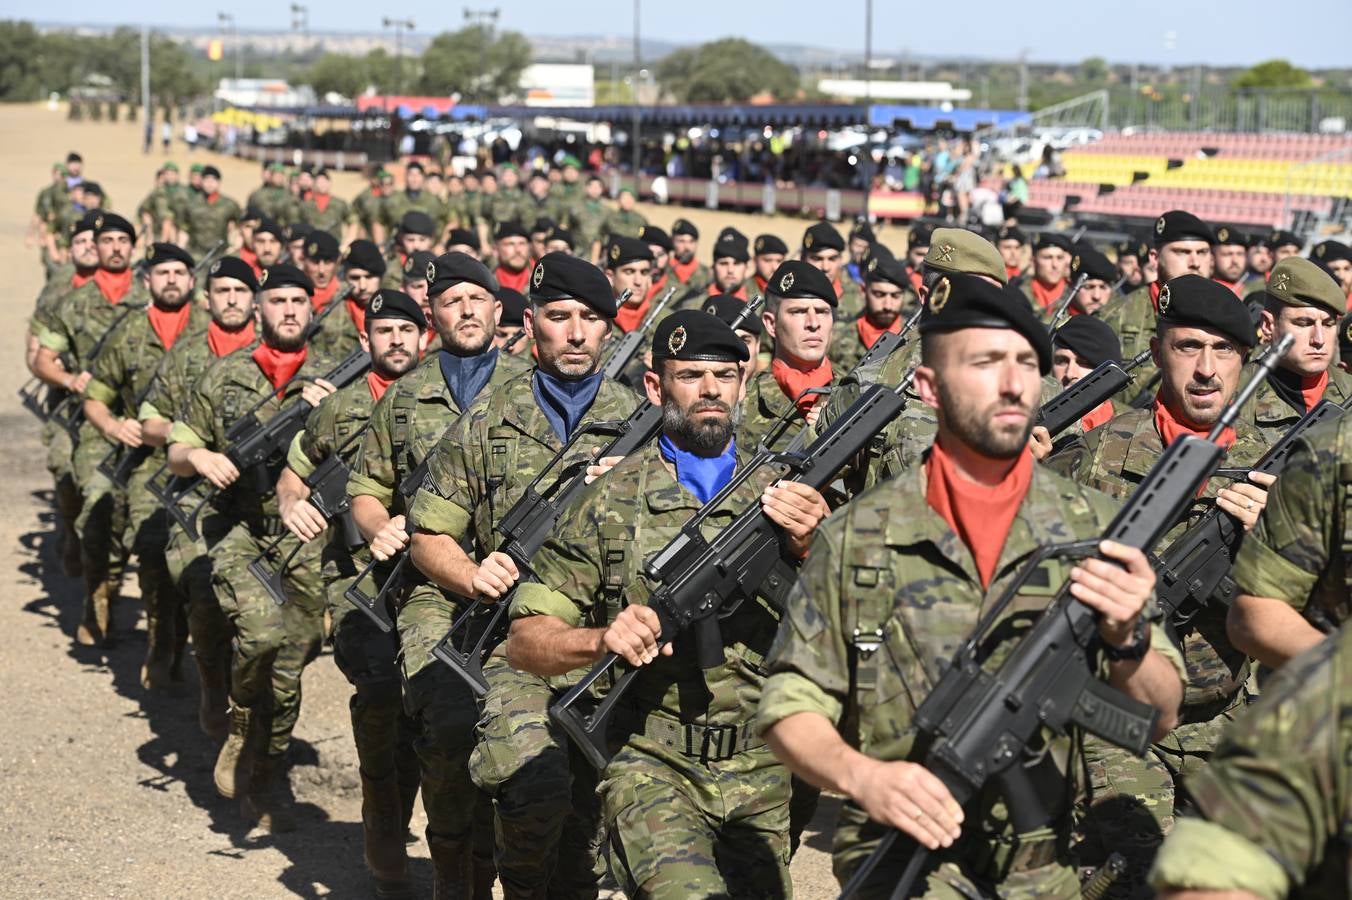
1035, 349, 1153, 438
95, 379, 159, 489
600, 286, 673, 381
46, 305, 140, 437
341, 460, 433, 632
834, 334, 1292, 900
1045, 272, 1089, 332
550, 367, 921, 770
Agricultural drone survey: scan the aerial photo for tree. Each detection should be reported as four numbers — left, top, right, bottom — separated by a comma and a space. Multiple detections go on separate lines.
305, 52, 368, 100
1234, 59, 1312, 90
1079, 56, 1109, 83
655, 38, 799, 103
415, 25, 530, 101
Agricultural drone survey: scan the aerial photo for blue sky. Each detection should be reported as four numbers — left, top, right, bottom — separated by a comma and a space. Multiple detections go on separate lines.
16, 0, 1352, 68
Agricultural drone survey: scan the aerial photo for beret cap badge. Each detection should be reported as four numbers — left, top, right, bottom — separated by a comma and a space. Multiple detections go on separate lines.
532, 262, 545, 288
1155, 216, 1167, 235
1158, 284, 1171, 313
1217, 227, 1230, 243
1071, 254, 1081, 272
610, 244, 621, 261
804, 233, 814, 249
667, 325, 688, 355
370, 295, 384, 313
929, 276, 952, 312
210, 261, 221, 274
1271, 272, 1291, 294
779, 272, 795, 293
935, 243, 955, 263
426, 261, 436, 282
259, 269, 270, 286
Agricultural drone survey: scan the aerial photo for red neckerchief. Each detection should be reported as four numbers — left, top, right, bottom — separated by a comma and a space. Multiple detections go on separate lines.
1302, 370, 1329, 411
771, 357, 833, 414
1005, 264, 1022, 281
670, 256, 700, 284
856, 314, 902, 350
147, 303, 193, 350
367, 370, 396, 402
832, 277, 846, 299
1030, 278, 1065, 311
239, 245, 260, 277
1148, 281, 1163, 313
71, 269, 95, 290
252, 343, 308, 392
1080, 399, 1115, 432
754, 274, 768, 294
1153, 396, 1235, 495
646, 272, 668, 303
496, 265, 531, 293
713, 283, 748, 301
207, 320, 256, 357
314, 194, 330, 212
908, 269, 923, 293
345, 296, 367, 333
93, 268, 134, 304
925, 441, 1034, 589
614, 293, 650, 334
311, 278, 339, 313
205, 192, 220, 205
1213, 276, 1244, 298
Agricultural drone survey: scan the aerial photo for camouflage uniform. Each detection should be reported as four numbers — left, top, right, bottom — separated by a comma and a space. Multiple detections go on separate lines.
1237, 357, 1352, 446
297, 194, 352, 238
306, 288, 362, 360
604, 208, 647, 242
487, 185, 527, 230
827, 322, 901, 374
1097, 285, 1160, 406
549, 180, 583, 227
756, 457, 1185, 899
246, 184, 299, 228
667, 261, 714, 298
86, 305, 210, 674
738, 368, 839, 455
382, 190, 447, 237
1048, 407, 1268, 897
566, 199, 611, 256
169, 344, 341, 758
352, 188, 386, 240
408, 367, 639, 898
183, 193, 242, 260
1149, 624, 1352, 898
510, 442, 797, 899
137, 185, 177, 240
835, 278, 865, 322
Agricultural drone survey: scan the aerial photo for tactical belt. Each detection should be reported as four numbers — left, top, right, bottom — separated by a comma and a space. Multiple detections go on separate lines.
626, 707, 764, 763
956, 823, 1067, 881
1178, 687, 1248, 727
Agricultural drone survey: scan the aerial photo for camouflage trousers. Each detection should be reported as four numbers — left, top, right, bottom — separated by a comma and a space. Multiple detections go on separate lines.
126, 459, 183, 664
72, 427, 128, 594
469, 653, 603, 899
44, 418, 82, 566
396, 583, 494, 862
165, 513, 234, 679
599, 738, 793, 900
1078, 696, 1244, 900
211, 521, 326, 757
831, 803, 1080, 900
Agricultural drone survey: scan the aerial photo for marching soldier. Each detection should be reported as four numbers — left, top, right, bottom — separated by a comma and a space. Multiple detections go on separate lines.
604, 188, 647, 241
246, 163, 295, 226
566, 175, 611, 263
1049, 315, 1123, 441
352, 167, 390, 245
1210, 225, 1252, 298
666, 218, 711, 295
301, 230, 346, 324
489, 222, 533, 294
241, 217, 286, 280
641, 224, 673, 302
298, 169, 354, 244
745, 234, 788, 299
183, 166, 241, 261
995, 224, 1030, 286
703, 292, 763, 383
381, 212, 437, 290
308, 238, 385, 359
1019, 232, 1071, 313
605, 235, 656, 334
800, 221, 864, 320
381, 162, 445, 241
827, 246, 914, 373
1063, 246, 1119, 316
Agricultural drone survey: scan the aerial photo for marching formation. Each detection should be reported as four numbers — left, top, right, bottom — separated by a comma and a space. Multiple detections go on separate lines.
22, 150, 1352, 900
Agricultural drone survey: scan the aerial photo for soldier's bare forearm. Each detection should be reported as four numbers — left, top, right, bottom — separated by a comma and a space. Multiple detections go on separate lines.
167, 443, 198, 477
1156, 891, 1262, 899
32, 347, 72, 388
1227, 594, 1326, 670
351, 494, 392, 541
763, 712, 861, 797
505, 615, 606, 677
1107, 649, 1181, 740
82, 398, 119, 438
409, 529, 480, 595
141, 418, 172, 447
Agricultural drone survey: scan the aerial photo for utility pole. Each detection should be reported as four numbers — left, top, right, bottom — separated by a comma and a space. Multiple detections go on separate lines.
383, 17, 416, 97
862, 0, 873, 218
631, 0, 641, 182
218, 12, 241, 81
290, 4, 309, 41
463, 8, 501, 104
1017, 50, 1029, 113
141, 25, 151, 154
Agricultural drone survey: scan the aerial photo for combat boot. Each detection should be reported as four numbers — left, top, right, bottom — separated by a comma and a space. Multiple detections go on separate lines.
75, 580, 112, 646
472, 860, 496, 900
428, 837, 472, 900
60, 518, 83, 578
360, 771, 413, 899
213, 702, 259, 799
241, 753, 297, 834
140, 588, 176, 690
196, 656, 230, 741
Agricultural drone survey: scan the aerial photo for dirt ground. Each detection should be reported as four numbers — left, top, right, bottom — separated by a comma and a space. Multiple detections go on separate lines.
0, 103, 850, 899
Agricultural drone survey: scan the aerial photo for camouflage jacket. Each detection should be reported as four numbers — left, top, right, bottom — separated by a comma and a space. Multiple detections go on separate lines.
138, 324, 232, 424
1049, 406, 1268, 711
835, 277, 865, 322
137, 186, 176, 237
487, 186, 527, 230
410, 368, 640, 554
31, 266, 81, 329
297, 194, 352, 236
86, 303, 211, 414
827, 320, 900, 374
1149, 624, 1352, 899
667, 260, 713, 296
603, 209, 647, 242
307, 287, 362, 360
35, 279, 152, 372
564, 198, 610, 253
737, 368, 839, 455
757, 457, 1183, 884
1097, 284, 1160, 405
352, 188, 385, 237
183, 193, 242, 258
1237, 358, 1352, 446
1232, 413, 1352, 634
510, 440, 787, 728
246, 185, 299, 227
383, 189, 446, 234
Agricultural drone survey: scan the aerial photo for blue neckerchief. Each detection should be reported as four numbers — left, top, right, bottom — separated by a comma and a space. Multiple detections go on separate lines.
439, 348, 499, 411
659, 434, 736, 505
533, 369, 603, 443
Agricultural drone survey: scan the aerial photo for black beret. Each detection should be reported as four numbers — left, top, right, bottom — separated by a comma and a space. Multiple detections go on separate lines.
652, 309, 749, 363
767, 260, 837, 308
918, 272, 1054, 374
446, 227, 480, 251
305, 230, 340, 262
366, 289, 427, 330
530, 252, 616, 318
145, 242, 195, 270
1264, 229, 1302, 251
530, 217, 555, 235
1340, 311, 1352, 362
402, 250, 437, 283
1053, 316, 1121, 368
671, 218, 699, 239
1156, 274, 1256, 348
66, 151, 82, 163
405, 161, 424, 174
996, 225, 1028, 245
494, 287, 528, 327
908, 222, 934, 250
494, 220, 530, 242
802, 221, 845, 253
240, 206, 264, 224
850, 221, 876, 243
286, 221, 313, 242
713, 227, 750, 263
428, 252, 498, 297
80, 180, 104, 198
70, 211, 100, 238
93, 212, 136, 239
207, 256, 259, 292
1070, 246, 1116, 284
1132, 239, 1153, 264
753, 234, 789, 256
702, 294, 762, 335
863, 246, 909, 288
1116, 237, 1137, 257
604, 236, 654, 269
399, 211, 436, 237
1212, 224, 1247, 248
343, 239, 386, 276
545, 226, 574, 250
640, 225, 673, 252
1033, 232, 1074, 254
1312, 240, 1352, 264
259, 263, 314, 296
1153, 210, 1214, 247
254, 217, 285, 241
201, 165, 221, 179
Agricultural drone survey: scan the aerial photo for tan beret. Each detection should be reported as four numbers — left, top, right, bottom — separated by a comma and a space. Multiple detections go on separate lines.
923, 227, 1008, 285
1266, 257, 1345, 317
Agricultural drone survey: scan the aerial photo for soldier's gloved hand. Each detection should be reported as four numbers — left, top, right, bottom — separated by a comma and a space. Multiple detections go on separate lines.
108, 417, 144, 448
1027, 425, 1052, 460
301, 378, 338, 408
1217, 470, 1276, 532
761, 480, 831, 558
472, 550, 520, 600
66, 370, 93, 394
1069, 539, 1156, 650
280, 495, 326, 542
370, 514, 408, 561
600, 605, 672, 667
188, 448, 240, 489
845, 757, 964, 850
584, 455, 624, 485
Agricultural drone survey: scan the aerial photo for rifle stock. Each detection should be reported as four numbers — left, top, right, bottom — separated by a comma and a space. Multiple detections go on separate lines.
341, 458, 434, 633
600, 286, 671, 381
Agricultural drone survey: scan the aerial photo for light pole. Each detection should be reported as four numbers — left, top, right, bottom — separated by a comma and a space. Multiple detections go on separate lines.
631, 0, 641, 183
383, 17, 416, 98
463, 8, 501, 104
290, 4, 308, 40
218, 12, 241, 81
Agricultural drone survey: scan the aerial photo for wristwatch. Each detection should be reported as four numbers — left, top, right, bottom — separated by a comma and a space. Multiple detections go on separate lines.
1100, 616, 1150, 662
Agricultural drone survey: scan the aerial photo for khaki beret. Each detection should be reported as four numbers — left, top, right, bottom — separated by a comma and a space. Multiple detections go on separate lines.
1266, 257, 1346, 317
923, 227, 1008, 285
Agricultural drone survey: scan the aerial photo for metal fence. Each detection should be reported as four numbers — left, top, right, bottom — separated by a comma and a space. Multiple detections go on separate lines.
1107, 87, 1352, 134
